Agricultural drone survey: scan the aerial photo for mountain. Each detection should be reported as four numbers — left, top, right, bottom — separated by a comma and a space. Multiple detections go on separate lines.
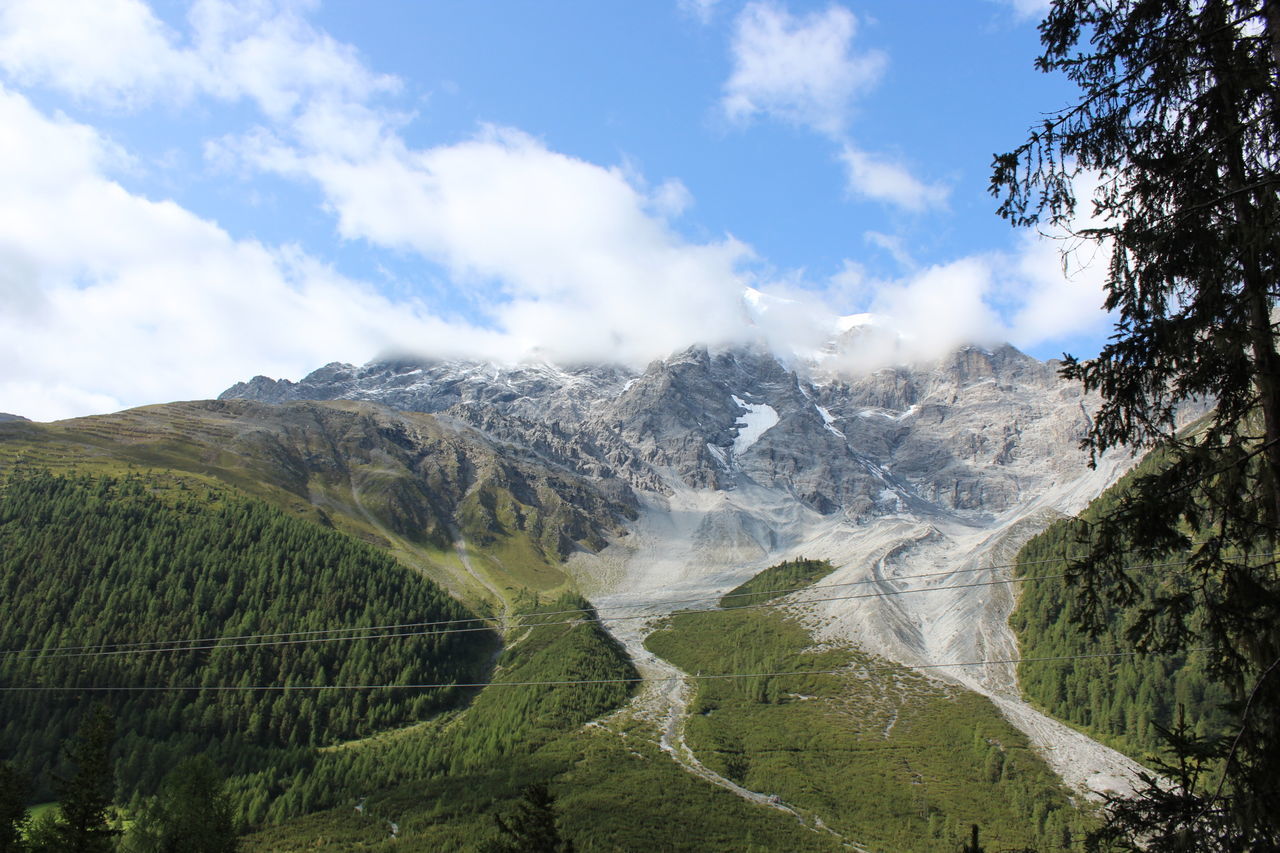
222, 341, 1091, 522
0, 335, 1147, 849
221, 339, 1142, 799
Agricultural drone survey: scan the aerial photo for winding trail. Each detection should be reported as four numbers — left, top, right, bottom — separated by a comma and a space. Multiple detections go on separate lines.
598, 612, 867, 851
450, 531, 509, 623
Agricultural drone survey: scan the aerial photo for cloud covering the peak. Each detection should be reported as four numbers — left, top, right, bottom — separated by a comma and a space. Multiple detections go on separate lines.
237, 124, 758, 366
0, 0, 1112, 421
0, 86, 481, 421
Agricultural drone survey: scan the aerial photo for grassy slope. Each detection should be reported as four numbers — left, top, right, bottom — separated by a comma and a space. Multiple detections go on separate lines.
719, 557, 835, 608
240, 727, 849, 853
0, 401, 631, 612
647, 608, 1095, 852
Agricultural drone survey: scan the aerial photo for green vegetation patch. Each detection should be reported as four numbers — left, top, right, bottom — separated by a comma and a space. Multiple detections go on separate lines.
0, 469, 496, 804
238, 596, 845, 851
646, 607, 1093, 852
242, 723, 848, 852
240, 594, 636, 825
1011, 473, 1233, 761
719, 557, 836, 608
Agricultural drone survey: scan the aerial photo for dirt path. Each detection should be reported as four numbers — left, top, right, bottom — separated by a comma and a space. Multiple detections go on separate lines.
597, 613, 867, 851
450, 530, 509, 623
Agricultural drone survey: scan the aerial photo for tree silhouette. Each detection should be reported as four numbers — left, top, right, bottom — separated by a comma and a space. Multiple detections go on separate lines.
0, 762, 30, 853
489, 783, 574, 853
149, 756, 238, 853
54, 704, 120, 853
993, 1, 1280, 846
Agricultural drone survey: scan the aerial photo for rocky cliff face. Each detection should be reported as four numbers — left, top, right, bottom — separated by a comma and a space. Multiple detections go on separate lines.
222, 341, 1096, 527
220, 339, 1123, 670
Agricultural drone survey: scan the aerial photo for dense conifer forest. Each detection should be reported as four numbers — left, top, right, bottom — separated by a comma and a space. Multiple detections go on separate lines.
1010, 465, 1233, 759
0, 464, 1167, 850
0, 469, 496, 803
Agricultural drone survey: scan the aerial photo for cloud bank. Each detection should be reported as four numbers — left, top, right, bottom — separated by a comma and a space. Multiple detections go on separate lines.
0, 86, 480, 421
0, 0, 396, 113
0, 0, 1110, 422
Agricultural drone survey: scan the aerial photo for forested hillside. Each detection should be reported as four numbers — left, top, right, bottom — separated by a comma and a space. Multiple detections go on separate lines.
0, 469, 496, 803
1010, 463, 1233, 759
0, 400, 637, 611
240, 595, 654, 849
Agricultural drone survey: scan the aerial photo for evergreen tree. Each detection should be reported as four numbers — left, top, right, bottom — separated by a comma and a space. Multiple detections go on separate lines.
0, 762, 29, 853
150, 756, 237, 853
1084, 709, 1231, 853
993, 1, 1280, 847
488, 783, 574, 853
54, 704, 120, 853
23, 812, 62, 853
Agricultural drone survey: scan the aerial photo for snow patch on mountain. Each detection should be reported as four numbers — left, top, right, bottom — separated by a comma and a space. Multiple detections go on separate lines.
814, 403, 844, 438
834, 312, 883, 333
730, 395, 778, 455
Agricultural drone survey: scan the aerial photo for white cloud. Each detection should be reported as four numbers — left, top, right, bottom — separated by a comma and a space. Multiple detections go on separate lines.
0, 0, 195, 106
841, 146, 949, 212
0, 0, 769, 416
863, 231, 916, 270
825, 217, 1111, 368
0, 0, 397, 114
238, 122, 757, 366
869, 257, 1005, 358
650, 177, 694, 218
1003, 229, 1112, 348
719, 2, 944, 213
721, 1, 885, 136
0, 87, 472, 421
0, 0, 1112, 421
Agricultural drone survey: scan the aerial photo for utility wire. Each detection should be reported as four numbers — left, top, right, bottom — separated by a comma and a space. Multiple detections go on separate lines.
5, 552, 1261, 662
0, 550, 1089, 658
5, 574, 1070, 661
0, 648, 1207, 693
7, 555, 1262, 662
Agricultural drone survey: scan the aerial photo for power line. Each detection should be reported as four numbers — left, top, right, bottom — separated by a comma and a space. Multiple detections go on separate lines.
0, 551, 1087, 658
0, 564, 1194, 662
4, 553, 1258, 662
0, 648, 1202, 693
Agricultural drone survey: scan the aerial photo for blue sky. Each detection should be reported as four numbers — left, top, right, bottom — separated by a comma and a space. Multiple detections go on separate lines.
0, 0, 1114, 420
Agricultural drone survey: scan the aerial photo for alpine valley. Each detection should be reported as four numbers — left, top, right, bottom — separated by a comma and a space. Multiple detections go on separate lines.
1, 313, 1198, 851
